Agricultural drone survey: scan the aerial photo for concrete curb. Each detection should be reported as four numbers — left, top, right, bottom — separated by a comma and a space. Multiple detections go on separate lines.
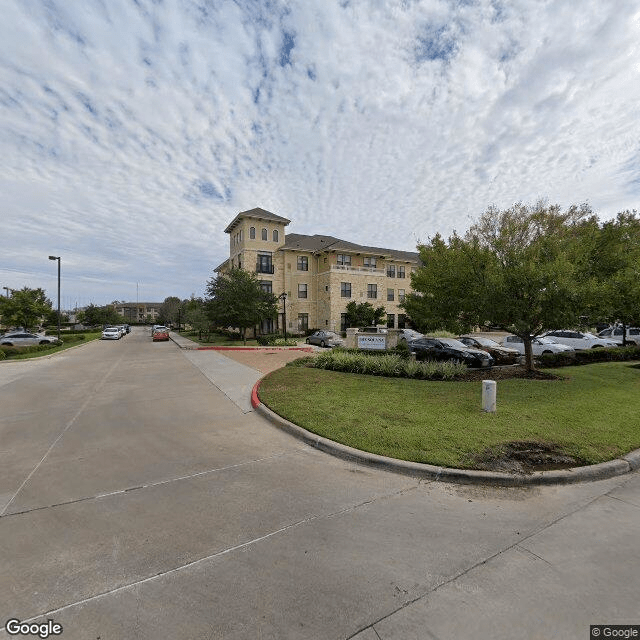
252, 380, 638, 486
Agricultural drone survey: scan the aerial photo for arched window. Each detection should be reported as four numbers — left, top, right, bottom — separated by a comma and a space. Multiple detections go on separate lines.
261, 228, 268, 240
250, 227, 255, 239
273, 229, 279, 242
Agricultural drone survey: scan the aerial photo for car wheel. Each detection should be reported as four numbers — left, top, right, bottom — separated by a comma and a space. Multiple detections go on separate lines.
592, 345, 603, 348
39, 340, 49, 345
320, 340, 326, 348
2, 342, 12, 346
542, 350, 552, 355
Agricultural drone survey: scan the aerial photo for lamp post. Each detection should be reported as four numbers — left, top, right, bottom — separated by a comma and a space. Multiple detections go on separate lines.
278, 292, 287, 341
48, 256, 61, 341
2, 286, 11, 297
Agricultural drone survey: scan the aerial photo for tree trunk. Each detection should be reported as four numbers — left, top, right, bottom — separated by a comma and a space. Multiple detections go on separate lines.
621, 321, 627, 347
243, 327, 247, 346
523, 335, 535, 371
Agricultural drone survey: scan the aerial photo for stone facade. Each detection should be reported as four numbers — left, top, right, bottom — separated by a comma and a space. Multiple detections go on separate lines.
217, 207, 420, 334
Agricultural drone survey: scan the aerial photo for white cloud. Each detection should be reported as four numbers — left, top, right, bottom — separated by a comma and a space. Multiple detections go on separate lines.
1, 0, 639, 304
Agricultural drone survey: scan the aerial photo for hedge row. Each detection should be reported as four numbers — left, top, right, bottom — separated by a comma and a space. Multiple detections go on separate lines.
0, 341, 63, 358
44, 328, 100, 335
309, 351, 466, 380
539, 345, 640, 368
257, 334, 298, 346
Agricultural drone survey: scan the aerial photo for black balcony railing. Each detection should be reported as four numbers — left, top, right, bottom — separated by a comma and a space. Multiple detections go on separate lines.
256, 263, 274, 274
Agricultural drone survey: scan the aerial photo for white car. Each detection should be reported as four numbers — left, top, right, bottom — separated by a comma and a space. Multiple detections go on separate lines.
502, 335, 575, 356
542, 330, 618, 350
598, 327, 640, 347
101, 327, 121, 340
0, 332, 58, 347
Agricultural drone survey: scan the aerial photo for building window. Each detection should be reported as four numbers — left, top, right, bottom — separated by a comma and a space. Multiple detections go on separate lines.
297, 256, 308, 271
261, 228, 268, 240
250, 226, 256, 239
387, 265, 396, 278
367, 284, 377, 299
298, 283, 308, 298
256, 253, 274, 274
260, 281, 272, 293
298, 313, 309, 332
273, 229, 279, 242
363, 256, 377, 268
398, 289, 405, 303
398, 314, 406, 329
387, 314, 395, 328
387, 288, 394, 301
398, 266, 405, 278
337, 254, 351, 266
341, 282, 351, 298
341, 313, 348, 331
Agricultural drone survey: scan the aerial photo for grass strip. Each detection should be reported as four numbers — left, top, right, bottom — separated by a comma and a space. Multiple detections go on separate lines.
258, 362, 640, 469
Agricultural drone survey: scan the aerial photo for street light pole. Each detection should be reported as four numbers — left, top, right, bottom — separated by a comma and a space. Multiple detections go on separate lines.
2, 286, 11, 298
48, 256, 61, 341
278, 292, 287, 341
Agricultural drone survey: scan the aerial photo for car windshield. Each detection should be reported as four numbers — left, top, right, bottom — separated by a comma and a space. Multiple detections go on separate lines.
439, 338, 468, 349
474, 337, 500, 347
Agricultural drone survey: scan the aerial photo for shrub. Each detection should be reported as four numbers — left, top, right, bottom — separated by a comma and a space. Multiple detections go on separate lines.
539, 345, 640, 368
310, 350, 466, 380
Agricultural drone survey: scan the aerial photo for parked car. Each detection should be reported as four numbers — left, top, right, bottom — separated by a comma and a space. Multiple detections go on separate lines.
458, 335, 521, 365
598, 327, 640, 346
305, 330, 344, 348
502, 335, 575, 355
397, 329, 424, 343
101, 327, 121, 340
152, 327, 170, 342
408, 337, 494, 368
542, 330, 618, 350
0, 331, 59, 347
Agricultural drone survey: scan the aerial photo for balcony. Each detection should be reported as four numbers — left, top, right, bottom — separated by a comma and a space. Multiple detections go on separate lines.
331, 265, 385, 275
256, 263, 274, 274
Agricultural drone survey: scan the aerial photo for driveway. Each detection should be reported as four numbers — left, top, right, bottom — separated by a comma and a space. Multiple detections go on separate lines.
1, 328, 638, 639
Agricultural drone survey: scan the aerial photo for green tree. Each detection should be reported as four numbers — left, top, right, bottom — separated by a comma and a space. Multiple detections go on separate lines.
183, 296, 210, 339
158, 296, 182, 326
403, 202, 593, 370
344, 301, 386, 328
0, 287, 53, 329
78, 303, 125, 327
205, 269, 278, 345
578, 211, 640, 343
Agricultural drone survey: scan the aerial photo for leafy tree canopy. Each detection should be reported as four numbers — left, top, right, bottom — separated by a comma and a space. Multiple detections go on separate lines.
402, 201, 594, 369
78, 303, 125, 327
0, 287, 53, 330
158, 296, 182, 326
205, 269, 278, 344
344, 301, 386, 328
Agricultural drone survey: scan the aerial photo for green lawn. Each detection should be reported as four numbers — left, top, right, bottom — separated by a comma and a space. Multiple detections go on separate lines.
0, 332, 102, 360
258, 362, 640, 469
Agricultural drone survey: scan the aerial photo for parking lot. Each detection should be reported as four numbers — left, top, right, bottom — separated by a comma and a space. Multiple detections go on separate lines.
1, 327, 639, 639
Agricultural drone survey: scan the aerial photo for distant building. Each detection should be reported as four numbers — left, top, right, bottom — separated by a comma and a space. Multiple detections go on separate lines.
111, 302, 162, 323
216, 207, 420, 334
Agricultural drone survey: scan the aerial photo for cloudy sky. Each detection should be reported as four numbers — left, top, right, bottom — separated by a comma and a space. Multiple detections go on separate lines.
1, 0, 639, 308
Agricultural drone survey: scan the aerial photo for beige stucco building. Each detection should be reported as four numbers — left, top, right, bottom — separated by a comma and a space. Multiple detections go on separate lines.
216, 207, 420, 334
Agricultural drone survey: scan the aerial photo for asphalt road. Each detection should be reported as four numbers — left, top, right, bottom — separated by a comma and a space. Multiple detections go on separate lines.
1, 327, 638, 640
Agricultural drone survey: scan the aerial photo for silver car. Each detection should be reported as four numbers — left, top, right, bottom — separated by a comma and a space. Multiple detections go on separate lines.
0, 332, 58, 346
305, 330, 344, 348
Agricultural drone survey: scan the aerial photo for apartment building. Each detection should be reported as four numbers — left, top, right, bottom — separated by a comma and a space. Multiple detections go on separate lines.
216, 207, 420, 334
112, 302, 161, 323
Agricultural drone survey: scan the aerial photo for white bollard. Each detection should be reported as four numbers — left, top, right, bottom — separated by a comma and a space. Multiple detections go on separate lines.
482, 380, 497, 412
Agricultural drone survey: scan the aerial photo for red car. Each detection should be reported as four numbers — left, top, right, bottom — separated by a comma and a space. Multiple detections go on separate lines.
152, 327, 170, 342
